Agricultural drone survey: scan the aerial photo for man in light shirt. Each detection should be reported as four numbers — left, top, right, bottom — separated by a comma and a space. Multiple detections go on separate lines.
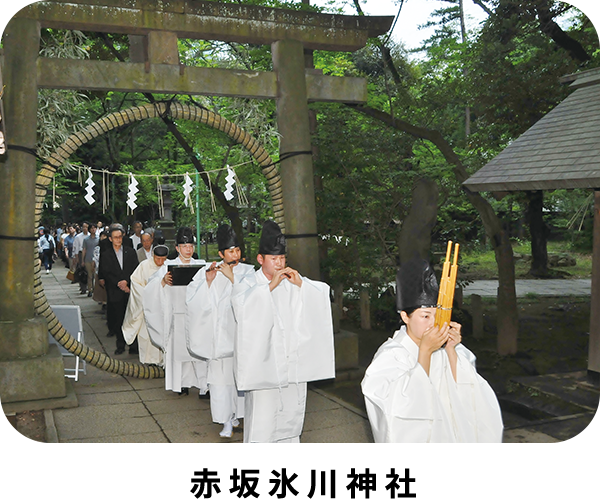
136, 228, 155, 262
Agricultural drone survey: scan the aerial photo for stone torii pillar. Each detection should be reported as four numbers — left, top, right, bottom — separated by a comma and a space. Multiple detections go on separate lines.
0, 17, 69, 408
272, 39, 320, 280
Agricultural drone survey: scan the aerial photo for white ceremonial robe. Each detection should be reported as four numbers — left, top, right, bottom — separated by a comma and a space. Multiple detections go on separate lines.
144, 256, 208, 393
231, 268, 336, 443
122, 258, 164, 366
361, 326, 504, 443
185, 262, 255, 424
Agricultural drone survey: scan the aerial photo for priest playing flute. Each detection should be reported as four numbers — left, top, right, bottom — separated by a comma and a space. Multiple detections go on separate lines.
361, 258, 503, 443
231, 220, 335, 443
185, 224, 254, 438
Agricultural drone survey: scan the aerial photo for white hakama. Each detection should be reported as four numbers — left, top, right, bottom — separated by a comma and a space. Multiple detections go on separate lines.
122, 258, 164, 366
232, 269, 335, 443
144, 257, 208, 393
185, 263, 255, 423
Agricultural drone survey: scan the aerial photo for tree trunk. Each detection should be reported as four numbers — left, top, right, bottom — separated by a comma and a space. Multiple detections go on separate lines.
459, 0, 471, 138
352, 234, 371, 330
347, 104, 519, 354
398, 177, 439, 265
526, 190, 549, 277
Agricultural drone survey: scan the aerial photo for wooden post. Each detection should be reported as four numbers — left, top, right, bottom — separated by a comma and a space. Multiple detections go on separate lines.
272, 39, 320, 280
360, 288, 371, 331
588, 190, 600, 382
470, 294, 484, 339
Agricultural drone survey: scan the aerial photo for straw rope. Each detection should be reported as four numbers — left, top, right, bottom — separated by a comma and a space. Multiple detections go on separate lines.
33, 102, 283, 378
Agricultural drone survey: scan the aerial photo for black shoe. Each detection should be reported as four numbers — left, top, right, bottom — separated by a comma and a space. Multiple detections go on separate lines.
87, 292, 93, 297
178, 387, 189, 396
129, 348, 139, 355
114, 347, 125, 355
107, 331, 116, 337
80, 290, 86, 295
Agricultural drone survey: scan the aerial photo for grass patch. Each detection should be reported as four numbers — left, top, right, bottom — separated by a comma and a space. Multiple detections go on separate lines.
459, 240, 592, 280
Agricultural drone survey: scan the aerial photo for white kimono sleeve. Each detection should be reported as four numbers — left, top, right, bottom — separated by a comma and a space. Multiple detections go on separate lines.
185, 267, 214, 360
122, 266, 146, 345
143, 265, 170, 351
295, 277, 336, 383
454, 351, 504, 442
231, 273, 288, 391
361, 341, 454, 443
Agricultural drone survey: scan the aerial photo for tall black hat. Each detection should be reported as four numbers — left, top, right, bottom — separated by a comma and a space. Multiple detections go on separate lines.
396, 259, 439, 312
217, 224, 239, 252
176, 226, 194, 245
258, 220, 286, 256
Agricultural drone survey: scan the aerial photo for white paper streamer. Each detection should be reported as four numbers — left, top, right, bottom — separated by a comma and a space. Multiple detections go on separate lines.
183, 173, 195, 214
156, 177, 165, 219
53, 176, 60, 209
84, 169, 95, 205
224, 165, 235, 201
126, 173, 138, 211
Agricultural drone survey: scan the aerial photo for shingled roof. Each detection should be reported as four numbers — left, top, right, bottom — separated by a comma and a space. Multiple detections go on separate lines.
463, 67, 600, 192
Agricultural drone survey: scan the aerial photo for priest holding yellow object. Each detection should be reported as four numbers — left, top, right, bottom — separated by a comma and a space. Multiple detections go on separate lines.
361, 258, 503, 443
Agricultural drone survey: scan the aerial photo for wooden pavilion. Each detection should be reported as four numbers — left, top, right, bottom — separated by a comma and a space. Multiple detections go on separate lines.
464, 67, 600, 382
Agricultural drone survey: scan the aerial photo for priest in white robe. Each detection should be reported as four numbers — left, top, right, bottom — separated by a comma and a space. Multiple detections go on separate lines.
361, 259, 503, 443
144, 227, 208, 394
122, 244, 168, 366
231, 220, 336, 443
186, 224, 254, 437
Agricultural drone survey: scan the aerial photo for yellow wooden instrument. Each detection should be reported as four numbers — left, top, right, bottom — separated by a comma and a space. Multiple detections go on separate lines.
434, 241, 459, 328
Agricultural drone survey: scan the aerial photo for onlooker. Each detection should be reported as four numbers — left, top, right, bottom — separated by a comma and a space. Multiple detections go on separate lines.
82, 223, 99, 297
136, 228, 155, 262
98, 223, 139, 355
92, 231, 108, 308
37, 226, 56, 274
64, 225, 77, 274
130, 221, 144, 250
73, 222, 89, 293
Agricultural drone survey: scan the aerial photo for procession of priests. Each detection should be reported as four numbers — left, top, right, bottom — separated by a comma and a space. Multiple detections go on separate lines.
139, 221, 336, 442
126, 219, 502, 443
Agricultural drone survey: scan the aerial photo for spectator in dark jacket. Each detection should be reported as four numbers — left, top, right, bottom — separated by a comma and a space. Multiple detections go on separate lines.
98, 223, 139, 355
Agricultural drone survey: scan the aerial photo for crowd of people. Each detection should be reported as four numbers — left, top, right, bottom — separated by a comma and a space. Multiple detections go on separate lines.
38, 217, 503, 443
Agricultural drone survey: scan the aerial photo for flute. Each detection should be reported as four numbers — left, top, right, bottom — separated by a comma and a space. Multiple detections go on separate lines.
434, 241, 460, 328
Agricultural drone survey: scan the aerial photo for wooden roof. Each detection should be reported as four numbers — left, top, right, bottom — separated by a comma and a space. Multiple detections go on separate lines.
463, 67, 600, 192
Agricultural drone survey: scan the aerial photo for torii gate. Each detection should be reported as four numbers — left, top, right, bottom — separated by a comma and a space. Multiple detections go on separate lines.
0, 0, 393, 408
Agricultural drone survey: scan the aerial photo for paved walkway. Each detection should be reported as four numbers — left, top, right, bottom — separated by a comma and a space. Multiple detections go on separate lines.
463, 278, 591, 297
35, 270, 592, 443
40, 269, 372, 443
